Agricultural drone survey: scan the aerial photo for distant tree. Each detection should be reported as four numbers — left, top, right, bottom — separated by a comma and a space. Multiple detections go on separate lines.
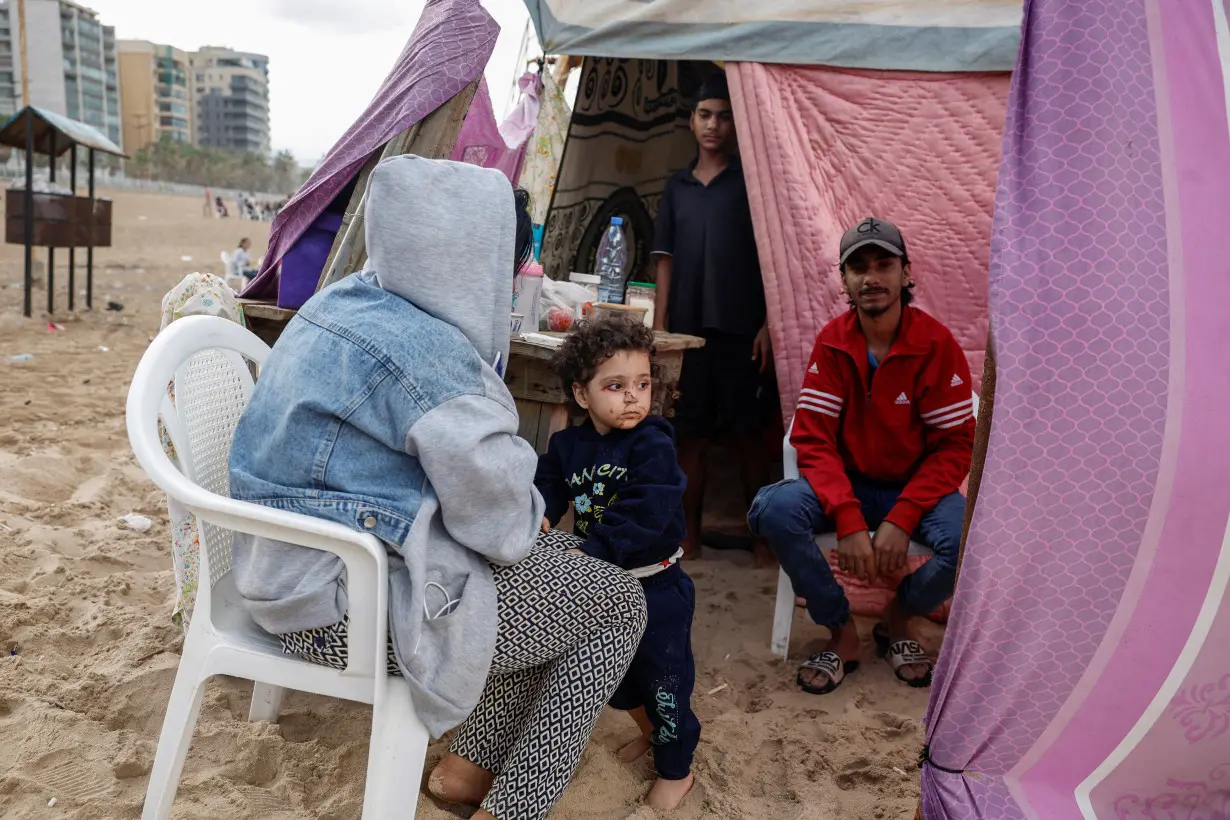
126, 137, 308, 194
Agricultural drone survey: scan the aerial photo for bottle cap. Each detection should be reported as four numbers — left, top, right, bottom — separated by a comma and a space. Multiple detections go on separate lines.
610, 216, 623, 226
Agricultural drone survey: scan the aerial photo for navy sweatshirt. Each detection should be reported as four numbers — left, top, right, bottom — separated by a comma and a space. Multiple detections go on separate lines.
534, 415, 687, 570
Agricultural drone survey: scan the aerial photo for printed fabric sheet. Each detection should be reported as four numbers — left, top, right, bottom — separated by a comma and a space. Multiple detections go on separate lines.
916, 1, 1230, 818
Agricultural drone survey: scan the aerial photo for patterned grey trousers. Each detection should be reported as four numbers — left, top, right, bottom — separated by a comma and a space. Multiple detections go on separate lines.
279, 532, 647, 820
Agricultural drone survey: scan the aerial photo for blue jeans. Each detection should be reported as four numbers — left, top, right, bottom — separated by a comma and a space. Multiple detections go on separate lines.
748, 477, 965, 629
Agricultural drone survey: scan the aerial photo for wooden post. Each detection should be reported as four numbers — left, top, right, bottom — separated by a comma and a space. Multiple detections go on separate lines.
86, 148, 95, 310
22, 109, 33, 318
47, 130, 55, 315
68, 143, 76, 311
317, 78, 480, 292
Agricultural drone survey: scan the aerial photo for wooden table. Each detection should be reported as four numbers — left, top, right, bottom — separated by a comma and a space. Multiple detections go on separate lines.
236, 300, 704, 453
506, 331, 705, 453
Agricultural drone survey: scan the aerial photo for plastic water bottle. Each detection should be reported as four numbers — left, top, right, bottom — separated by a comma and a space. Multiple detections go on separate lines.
595, 216, 629, 304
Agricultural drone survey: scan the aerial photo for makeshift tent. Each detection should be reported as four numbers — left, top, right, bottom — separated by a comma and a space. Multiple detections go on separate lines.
521, 1, 1230, 818
244, 0, 498, 309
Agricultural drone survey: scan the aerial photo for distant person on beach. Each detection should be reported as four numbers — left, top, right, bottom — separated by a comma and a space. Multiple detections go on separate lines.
227, 156, 646, 820
231, 238, 258, 280
749, 217, 974, 695
651, 72, 772, 565
215, 195, 228, 218
535, 316, 699, 811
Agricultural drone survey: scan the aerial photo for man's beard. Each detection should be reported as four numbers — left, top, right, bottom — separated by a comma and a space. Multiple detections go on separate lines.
850, 289, 896, 317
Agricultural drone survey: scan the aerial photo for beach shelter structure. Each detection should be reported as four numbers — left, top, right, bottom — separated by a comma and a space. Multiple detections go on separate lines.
237, 0, 1230, 812
522, 2, 1230, 818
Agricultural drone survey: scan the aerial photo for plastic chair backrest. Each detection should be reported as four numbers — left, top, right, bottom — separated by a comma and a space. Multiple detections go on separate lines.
172, 348, 256, 584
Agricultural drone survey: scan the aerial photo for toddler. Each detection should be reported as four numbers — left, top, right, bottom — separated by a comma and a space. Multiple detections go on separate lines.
535, 315, 699, 810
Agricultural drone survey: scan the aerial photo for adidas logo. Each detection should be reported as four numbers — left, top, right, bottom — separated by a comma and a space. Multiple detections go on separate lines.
808, 363, 819, 375
895, 392, 910, 405
950, 373, 964, 387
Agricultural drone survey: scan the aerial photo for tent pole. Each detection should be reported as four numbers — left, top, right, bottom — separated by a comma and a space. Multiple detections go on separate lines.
86, 148, 95, 310
47, 130, 56, 315
954, 331, 995, 586
68, 143, 76, 311
22, 108, 33, 318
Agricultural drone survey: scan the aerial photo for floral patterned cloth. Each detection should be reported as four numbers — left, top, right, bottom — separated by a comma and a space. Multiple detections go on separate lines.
518, 69, 570, 225
158, 273, 245, 631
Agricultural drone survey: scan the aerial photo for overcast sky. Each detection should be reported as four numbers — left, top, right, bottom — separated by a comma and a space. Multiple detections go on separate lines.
87, 0, 533, 164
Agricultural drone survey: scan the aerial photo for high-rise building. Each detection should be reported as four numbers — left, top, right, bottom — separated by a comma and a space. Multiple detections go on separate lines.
0, 0, 123, 147
117, 40, 191, 152
190, 46, 269, 155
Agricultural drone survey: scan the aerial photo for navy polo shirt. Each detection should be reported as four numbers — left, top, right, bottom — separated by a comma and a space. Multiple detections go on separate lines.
652, 157, 767, 338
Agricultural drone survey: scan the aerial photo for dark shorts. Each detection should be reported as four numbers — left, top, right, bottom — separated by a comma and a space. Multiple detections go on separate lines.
672, 331, 766, 439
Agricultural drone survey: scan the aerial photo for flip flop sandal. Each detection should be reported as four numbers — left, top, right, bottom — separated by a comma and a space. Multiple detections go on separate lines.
873, 623, 932, 688
796, 651, 860, 695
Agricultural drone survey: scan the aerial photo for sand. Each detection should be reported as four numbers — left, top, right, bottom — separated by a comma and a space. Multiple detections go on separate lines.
0, 189, 937, 819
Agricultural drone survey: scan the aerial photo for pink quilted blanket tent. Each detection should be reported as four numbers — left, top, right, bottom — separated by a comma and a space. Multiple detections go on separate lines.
917, 0, 1230, 817
728, 65, 1009, 619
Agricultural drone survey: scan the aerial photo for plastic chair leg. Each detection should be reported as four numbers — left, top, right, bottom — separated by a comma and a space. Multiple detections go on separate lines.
361, 677, 431, 820
771, 568, 795, 660
141, 635, 212, 820
248, 682, 288, 724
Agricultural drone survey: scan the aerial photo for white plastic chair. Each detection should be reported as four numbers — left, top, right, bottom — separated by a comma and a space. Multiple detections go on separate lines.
219, 250, 243, 291
770, 392, 979, 659
126, 315, 428, 819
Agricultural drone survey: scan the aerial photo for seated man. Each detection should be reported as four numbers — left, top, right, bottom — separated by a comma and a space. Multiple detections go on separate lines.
749, 217, 974, 694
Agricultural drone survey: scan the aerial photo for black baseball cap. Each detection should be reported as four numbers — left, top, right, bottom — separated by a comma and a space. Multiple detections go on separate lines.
839, 217, 907, 265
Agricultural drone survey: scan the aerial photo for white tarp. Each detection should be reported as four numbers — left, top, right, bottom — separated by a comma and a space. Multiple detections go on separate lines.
522, 0, 1023, 72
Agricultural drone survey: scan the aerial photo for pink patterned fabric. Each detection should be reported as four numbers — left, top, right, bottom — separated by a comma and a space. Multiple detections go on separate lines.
918, 0, 1230, 817
449, 76, 533, 184
727, 64, 1010, 419
245, 0, 497, 299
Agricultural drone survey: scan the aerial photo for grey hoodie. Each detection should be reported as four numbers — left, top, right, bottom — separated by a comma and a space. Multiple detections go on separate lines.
228, 155, 545, 737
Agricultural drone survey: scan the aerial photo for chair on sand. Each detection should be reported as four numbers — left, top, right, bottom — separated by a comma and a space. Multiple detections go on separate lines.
770, 392, 978, 660
126, 315, 428, 820
218, 250, 243, 292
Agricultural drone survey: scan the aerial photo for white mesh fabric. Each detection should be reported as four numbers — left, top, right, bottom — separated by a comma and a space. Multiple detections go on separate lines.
176, 350, 252, 586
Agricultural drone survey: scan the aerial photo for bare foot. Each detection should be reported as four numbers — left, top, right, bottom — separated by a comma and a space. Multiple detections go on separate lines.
619, 734, 652, 763
886, 598, 930, 683
752, 540, 777, 569
681, 536, 702, 561
798, 621, 859, 691
426, 754, 494, 807
646, 773, 695, 810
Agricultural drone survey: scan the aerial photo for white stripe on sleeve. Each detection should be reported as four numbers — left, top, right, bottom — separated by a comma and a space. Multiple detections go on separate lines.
797, 399, 839, 418
934, 417, 972, 430
801, 388, 844, 405
921, 398, 973, 421
926, 406, 976, 426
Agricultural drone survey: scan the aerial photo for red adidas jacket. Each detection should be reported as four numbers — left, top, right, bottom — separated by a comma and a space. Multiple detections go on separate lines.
792, 306, 975, 539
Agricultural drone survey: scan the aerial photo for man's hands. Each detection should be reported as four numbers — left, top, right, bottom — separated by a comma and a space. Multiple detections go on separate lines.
836, 522, 911, 582
836, 530, 875, 582
541, 516, 551, 534
872, 521, 910, 576
752, 324, 773, 373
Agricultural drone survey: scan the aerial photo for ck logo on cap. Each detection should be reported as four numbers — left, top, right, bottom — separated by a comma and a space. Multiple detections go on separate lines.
859, 218, 883, 235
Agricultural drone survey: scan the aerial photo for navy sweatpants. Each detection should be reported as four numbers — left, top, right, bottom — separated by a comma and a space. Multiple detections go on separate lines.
608, 564, 700, 780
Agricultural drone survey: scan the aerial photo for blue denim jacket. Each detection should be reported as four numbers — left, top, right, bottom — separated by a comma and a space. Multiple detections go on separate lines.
228, 156, 545, 737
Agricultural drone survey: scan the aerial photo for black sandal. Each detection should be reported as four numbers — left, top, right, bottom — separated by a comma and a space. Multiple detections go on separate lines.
796, 651, 859, 695
873, 623, 933, 688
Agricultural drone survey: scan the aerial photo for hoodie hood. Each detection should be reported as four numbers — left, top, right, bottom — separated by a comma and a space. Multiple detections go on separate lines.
365, 154, 515, 369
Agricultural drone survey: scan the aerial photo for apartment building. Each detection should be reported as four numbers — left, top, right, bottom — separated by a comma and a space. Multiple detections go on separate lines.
117, 40, 191, 152
0, 0, 122, 147
190, 46, 269, 155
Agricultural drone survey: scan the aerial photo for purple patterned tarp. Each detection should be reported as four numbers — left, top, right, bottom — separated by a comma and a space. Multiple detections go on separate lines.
244, 0, 498, 300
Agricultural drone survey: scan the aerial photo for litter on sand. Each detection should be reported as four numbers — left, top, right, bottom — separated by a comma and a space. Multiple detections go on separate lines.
8, 353, 33, 363
707, 683, 729, 695
47, 798, 57, 807
118, 514, 153, 532
180, 255, 193, 262
98, 346, 110, 352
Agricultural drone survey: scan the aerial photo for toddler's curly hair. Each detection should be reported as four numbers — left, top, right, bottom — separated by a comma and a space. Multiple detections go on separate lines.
553, 315, 658, 409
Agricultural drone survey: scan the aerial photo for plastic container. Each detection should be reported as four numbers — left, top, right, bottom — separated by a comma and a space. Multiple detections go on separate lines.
568, 272, 600, 302
590, 302, 648, 325
624, 281, 657, 328
512, 262, 543, 331
594, 216, 629, 304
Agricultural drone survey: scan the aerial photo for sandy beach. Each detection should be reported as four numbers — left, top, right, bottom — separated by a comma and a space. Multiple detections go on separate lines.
0, 189, 937, 819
